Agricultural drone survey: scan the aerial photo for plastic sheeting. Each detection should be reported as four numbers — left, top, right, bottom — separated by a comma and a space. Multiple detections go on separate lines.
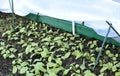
0, 0, 120, 38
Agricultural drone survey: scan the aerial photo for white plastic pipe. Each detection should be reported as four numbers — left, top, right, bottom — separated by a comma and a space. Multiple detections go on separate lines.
72, 21, 75, 35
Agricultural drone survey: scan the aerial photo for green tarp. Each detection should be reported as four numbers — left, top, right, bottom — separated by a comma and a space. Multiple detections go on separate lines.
25, 13, 120, 46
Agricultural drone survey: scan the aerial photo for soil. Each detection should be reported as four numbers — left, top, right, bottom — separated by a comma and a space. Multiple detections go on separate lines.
0, 12, 12, 76
0, 12, 23, 76
0, 53, 12, 76
0, 12, 119, 76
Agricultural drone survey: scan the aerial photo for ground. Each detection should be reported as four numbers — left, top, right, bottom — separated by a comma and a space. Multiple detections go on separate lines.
0, 12, 120, 76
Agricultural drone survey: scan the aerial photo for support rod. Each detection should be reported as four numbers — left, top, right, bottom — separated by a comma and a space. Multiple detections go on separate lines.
72, 21, 75, 35
9, 0, 15, 30
106, 21, 120, 37
93, 24, 111, 70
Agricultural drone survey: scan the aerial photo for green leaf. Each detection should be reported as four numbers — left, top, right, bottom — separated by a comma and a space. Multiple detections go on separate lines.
84, 70, 96, 76
9, 54, 15, 58
63, 69, 70, 75
90, 57, 95, 62
13, 37, 18, 40
18, 53, 23, 57
18, 39, 24, 45
22, 43, 27, 47
26, 71, 34, 76
52, 67, 63, 74
31, 42, 38, 47
56, 40, 62, 46
0, 47, 3, 51
48, 54, 53, 62
72, 50, 82, 59
20, 27, 25, 33
112, 66, 117, 72
47, 62, 57, 68
75, 64, 79, 68
98, 73, 104, 76
41, 37, 51, 42
106, 62, 113, 69
93, 40, 97, 45
79, 43, 83, 51
70, 36, 75, 40
115, 54, 118, 57
87, 41, 92, 46
55, 58, 62, 65
76, 69, 80, 73
27, 31, 32, 36
112, 57, 116, 61
3, 54, 7, 59
80, 65, 85, 71
17, 65, 22, 70
41, 47, 49, 58
50, 45, 54, 51
2, 30, 12, 36
83, 52, 89, 57
105, 44, 109, 49
21, 62, 28, 67
47, 66, 63, 75
100, 67, 108, 73
28, 38, 33, 42
0, 41, 5, 46
106, 50, 111, 55
54, 36, 63, 41
12, 66, 17, 74
34, 62, 46, 74
25, 45, 34, 54
20, 67, 28, 74
116, 63, 120, 67
108, 54, 114, 58
115, 72, 120, 76
62, 52, 71, 59
33, 59, 41, 63
9, 48, 17, 52
71, 73, 75, 76
95, 47, 100, 52
90, 44, 94, 49
12, 60, 16, 65
63, 42, 69, 48
2, 32, 6, 37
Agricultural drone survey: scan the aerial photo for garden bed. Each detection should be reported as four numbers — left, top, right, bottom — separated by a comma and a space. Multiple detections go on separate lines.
0, 12, 120, 76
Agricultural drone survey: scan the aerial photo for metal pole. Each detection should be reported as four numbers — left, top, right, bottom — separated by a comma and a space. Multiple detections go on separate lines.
106, 21, 120, 37
93, 25, 111, 70
9, 0, 15, 30
11, 0, 15, 29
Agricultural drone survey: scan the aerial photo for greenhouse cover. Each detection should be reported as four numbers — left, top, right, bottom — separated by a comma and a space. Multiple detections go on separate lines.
0, 0, 120, 46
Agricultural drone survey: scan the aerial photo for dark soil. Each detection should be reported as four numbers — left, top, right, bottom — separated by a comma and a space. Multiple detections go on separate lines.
0, 12, 120, 76
0, 12, 13, 76
0, 55, 12, 76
